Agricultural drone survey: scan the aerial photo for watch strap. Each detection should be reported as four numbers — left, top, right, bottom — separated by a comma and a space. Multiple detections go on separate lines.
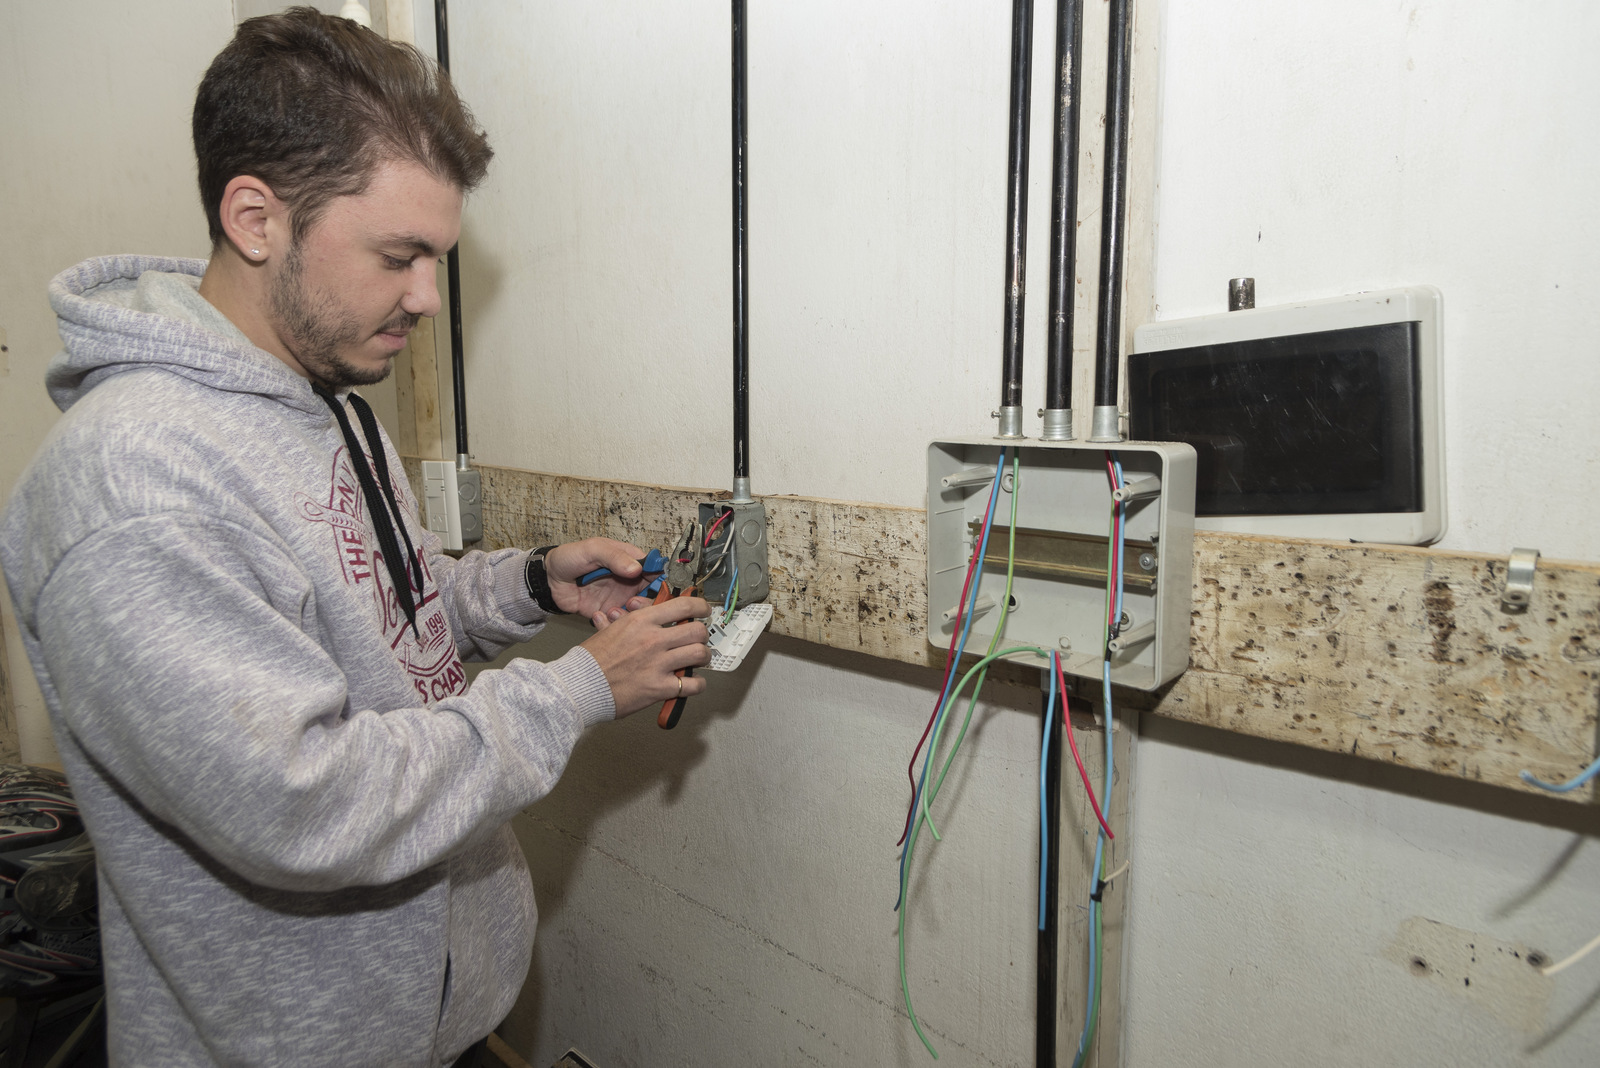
524, 545, 569, 615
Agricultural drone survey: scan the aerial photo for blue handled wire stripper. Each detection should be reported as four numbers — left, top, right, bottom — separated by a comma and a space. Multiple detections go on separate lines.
577, 548, 668, 590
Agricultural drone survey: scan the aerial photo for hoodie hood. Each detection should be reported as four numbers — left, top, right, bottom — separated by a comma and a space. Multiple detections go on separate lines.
46, 255, 325, 417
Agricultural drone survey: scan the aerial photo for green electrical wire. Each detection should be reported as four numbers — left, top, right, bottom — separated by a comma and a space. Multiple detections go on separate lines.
917, 452, 1023, 842
897, 643, 1048, 1058
900, 452, 1035, 1058
1072, 468, 1122, 1068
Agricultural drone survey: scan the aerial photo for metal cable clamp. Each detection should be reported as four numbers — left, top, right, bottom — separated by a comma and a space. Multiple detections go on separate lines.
1501, 547, 1540, 612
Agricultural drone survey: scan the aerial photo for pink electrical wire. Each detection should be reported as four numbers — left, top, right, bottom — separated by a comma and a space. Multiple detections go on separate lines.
1058, 652, 1113, 839
896, 495, 993, 847
1104, 454, 1123, 628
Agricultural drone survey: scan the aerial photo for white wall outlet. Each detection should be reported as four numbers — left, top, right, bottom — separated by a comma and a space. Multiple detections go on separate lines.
421, 460, 462, 551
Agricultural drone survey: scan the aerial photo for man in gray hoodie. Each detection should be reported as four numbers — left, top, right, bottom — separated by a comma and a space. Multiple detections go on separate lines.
0, 9, 709, 1066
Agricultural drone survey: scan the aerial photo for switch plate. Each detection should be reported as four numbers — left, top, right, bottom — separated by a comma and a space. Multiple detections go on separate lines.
927, 438, 1196, 691
421, 460, 462, 550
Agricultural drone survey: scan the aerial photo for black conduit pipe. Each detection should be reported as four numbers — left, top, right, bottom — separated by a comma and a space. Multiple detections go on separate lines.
434, 0, 470, 464
1090, 0, 1133, 442
731, 0, 752, 499
1041, 0, 1084, 441
997, 0, 1035, 439
1038, 687, 1065, 1066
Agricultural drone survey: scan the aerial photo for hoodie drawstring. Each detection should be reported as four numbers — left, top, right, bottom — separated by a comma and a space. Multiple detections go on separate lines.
312, 386, 424, 640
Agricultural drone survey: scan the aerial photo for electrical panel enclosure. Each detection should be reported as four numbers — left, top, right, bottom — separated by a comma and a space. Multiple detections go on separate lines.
927, 439, 1196, 691
1129, 285, 1444, 545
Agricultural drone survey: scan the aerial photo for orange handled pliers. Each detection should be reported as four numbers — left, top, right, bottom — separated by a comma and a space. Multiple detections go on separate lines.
656, 520, 703, 729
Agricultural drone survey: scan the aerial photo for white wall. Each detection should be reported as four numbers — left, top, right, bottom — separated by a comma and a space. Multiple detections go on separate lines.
452, 0, 1025, 501
1126, 3, 1600, 1064
0, 1, 235, 761
0, 0, 401, 762
1152, 1, 1600, 562
448, 1, 1600, 1066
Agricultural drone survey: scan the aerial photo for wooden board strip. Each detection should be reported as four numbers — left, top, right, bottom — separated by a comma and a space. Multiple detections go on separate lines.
396, 316, 443, 460
404, 459, 1600, 801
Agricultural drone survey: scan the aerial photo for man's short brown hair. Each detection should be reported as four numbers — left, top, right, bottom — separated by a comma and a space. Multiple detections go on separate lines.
193, 6, 493, 246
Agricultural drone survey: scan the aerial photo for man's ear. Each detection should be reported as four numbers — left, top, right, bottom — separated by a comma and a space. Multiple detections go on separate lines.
217, 175, 288, 263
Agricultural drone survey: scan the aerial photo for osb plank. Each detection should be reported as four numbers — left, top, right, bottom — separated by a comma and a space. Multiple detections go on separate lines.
403, 459, 1600, 801
1139, 536, 1600, 796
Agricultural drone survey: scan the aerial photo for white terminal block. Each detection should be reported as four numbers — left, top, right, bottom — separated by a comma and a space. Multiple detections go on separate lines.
927, 438, 1197, 691
705, 604, 773, 672
421, 460, 464, 551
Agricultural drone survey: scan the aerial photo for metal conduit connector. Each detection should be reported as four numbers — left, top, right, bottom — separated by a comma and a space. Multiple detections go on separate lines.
1039, 408, 1074, 441
993, 406, 1026, 439
1088, 404, 1122, 443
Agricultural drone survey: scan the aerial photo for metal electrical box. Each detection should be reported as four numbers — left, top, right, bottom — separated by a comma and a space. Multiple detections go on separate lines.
421, 460, 481, 550
927, 438, 1196, 691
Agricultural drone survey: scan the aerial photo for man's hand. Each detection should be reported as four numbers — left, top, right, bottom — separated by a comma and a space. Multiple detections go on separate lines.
581, 596, 712, 717
544, 538, 658, 625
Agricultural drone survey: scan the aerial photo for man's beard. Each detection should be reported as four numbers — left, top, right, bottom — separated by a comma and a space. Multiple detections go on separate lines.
269, 243, 414, 389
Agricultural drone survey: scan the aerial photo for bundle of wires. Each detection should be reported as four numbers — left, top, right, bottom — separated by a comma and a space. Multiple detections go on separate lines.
702, 506, 740, 613
1067, 451, 1125, 1068
895, 450, 1127, 1061
1042, 651, 1114, 930
897, 449, 1042, 1060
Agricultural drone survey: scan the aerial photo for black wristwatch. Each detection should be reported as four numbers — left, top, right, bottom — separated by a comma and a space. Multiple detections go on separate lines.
524, 545, 569, 615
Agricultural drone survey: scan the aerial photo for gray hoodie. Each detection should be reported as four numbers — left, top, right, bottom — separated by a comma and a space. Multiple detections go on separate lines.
0, 256, 616, 1067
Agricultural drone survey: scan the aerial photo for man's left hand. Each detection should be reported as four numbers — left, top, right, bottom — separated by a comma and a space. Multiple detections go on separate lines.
544, 538, 660, 626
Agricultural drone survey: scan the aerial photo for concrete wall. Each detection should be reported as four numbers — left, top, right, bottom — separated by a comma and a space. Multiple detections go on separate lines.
3, 2, 1599, 1066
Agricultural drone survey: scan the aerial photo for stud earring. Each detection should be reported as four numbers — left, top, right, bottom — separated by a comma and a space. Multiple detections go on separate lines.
250, 248, 261, 256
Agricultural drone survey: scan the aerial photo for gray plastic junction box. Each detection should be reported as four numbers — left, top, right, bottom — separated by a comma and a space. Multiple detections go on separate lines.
927, 438, 1197, 691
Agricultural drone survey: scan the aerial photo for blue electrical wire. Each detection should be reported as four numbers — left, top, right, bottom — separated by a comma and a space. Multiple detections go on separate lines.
1073, 454, 1126, 1068
1076, 836, 1105, 1068
1521, 756, 1600, 793
1071, 658, 1115, 1068
722, 535, 738, 614
1039, 652, 1058, 930
896, 449, 1007, 910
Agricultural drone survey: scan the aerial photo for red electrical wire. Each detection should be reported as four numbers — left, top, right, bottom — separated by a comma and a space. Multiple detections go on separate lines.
896, 522, 987, 847
1058, 652, 1114, 839
704, 507, 733, 545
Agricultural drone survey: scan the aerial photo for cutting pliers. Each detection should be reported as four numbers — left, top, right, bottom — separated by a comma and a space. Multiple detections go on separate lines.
656, 520, 703, 729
